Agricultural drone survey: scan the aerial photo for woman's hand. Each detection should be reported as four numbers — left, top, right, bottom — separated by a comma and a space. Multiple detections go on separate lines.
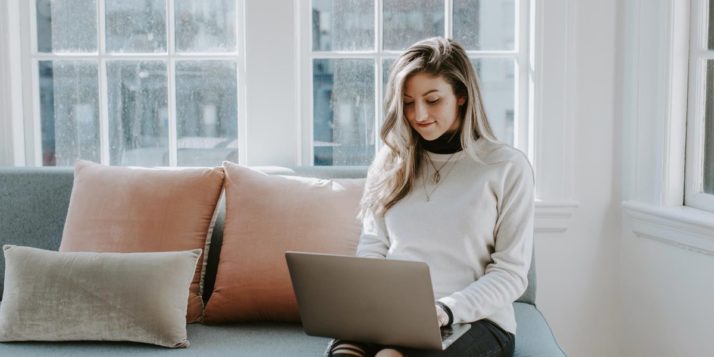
435, 304, 449, 327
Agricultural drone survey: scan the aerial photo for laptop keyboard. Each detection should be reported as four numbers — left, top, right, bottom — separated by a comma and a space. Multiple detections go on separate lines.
440, 327, 454, 340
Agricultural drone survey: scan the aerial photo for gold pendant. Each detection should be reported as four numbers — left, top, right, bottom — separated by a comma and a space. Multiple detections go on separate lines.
433, 171, 440, 183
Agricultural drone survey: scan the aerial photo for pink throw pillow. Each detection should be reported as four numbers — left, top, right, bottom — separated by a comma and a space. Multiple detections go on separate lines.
203, 162, 364, 323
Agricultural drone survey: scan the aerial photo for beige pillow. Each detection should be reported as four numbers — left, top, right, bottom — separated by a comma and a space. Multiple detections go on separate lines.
203, 162, 364, 323
59, 160, 224, 323
0, 245, 201, 348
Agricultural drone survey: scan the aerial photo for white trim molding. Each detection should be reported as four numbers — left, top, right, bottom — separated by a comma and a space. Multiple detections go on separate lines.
623, 201, 714, 256
535, 200, 579, 233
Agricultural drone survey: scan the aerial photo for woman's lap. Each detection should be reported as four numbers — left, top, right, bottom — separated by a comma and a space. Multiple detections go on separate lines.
326, 319, 514, 357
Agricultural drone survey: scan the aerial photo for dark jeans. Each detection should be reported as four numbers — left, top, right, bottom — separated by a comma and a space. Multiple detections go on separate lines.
326, 319, 515, 357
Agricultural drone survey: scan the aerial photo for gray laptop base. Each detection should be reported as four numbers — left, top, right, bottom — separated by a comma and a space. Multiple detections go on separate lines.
285, 252, 471, 351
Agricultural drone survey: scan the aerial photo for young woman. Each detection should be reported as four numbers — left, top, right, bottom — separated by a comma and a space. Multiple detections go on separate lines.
327, 37, 534, 357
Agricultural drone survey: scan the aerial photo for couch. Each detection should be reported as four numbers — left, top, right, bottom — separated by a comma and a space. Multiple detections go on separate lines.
0, 166, 566, 356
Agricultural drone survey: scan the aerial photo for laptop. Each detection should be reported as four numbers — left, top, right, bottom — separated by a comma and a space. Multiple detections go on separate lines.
285, 251, 471, 350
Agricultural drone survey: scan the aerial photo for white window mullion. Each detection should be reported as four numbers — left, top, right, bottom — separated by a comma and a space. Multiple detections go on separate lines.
375, 0, 383, 153
31, 54, 241, 61
98, 58, 110, 165
527, 0, 537, 164
310, 52, 381, 59
30, 59, 41, 166
691, 49, 714, 59
237, 0, 248, 165
464, 51, 521, 58
167, 0, 177, 166
98, 0, 106, 54
28, 0, 40, 165
299, 0, 312, 165
97, 0, 109, 164
168, 58, 177, 167
445, 0, 453, 39
516, 0, 531, 154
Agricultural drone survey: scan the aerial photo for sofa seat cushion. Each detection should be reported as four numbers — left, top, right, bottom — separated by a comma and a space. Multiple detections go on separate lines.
514, 302, 567, 357
0, 303, 564, 356
0, 323, 331, 356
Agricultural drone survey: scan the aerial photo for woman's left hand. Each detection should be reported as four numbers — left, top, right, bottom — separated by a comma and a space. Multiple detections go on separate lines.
435, 304, 449, 327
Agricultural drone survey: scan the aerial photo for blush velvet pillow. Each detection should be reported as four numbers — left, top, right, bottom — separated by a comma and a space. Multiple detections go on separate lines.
0, 245, 201, 348
202, 162, 364, 323
59, 160, 224, 323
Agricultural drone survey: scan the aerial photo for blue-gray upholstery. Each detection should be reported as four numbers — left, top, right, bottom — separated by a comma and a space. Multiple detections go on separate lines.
0, 166, 565, 356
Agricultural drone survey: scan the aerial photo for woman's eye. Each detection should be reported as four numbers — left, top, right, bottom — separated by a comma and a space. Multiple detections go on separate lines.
427, 99, 440, 104
404, 102, 414, 106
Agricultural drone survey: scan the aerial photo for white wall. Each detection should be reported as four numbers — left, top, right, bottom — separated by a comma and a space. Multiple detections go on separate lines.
619, 224, 714, 357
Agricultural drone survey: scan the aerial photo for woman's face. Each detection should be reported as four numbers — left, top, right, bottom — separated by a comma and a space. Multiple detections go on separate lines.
403, 72, 465, 141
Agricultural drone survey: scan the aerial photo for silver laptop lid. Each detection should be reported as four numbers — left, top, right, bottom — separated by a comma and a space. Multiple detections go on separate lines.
285, 251, 445, 350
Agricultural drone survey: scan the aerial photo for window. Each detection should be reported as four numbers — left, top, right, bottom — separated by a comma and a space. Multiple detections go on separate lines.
686, 0, 714, 212
304, 0, 528, 166
32, 0, 243, 167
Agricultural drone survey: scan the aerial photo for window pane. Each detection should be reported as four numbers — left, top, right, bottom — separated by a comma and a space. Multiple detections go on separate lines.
383, 58, 395, 90
453, 0, 515, 51
704, 60, 714, 193
471, 58, 515, 146
36, 0, 97, 53
105, 0, 166, 53
175, 61, 238, 166
312, 0, 374, 51
39, 61, 100, 166
383, 0, 444, 50
313, 59, 375, 165
107, 61, 168, 166
175, 0, 237, 53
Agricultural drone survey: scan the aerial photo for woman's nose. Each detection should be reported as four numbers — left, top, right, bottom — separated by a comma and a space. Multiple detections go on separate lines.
415, 102, 429, 122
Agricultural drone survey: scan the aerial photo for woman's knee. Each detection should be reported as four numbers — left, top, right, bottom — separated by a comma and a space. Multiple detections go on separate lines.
375, 348, 404, 357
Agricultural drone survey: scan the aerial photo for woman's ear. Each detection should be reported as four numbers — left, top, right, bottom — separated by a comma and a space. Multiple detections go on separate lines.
457, 97, 466, 106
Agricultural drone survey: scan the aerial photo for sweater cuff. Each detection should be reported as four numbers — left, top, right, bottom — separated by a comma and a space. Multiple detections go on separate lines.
435, 301, 454, 326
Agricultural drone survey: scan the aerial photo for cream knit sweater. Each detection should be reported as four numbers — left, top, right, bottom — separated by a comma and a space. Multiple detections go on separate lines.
357, 138, 535, 334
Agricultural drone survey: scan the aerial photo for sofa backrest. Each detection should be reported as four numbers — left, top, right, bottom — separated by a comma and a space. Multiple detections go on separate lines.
0, 166, 536, 305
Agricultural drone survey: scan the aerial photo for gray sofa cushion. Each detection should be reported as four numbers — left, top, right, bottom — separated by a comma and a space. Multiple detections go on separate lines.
0, 167, 74, 297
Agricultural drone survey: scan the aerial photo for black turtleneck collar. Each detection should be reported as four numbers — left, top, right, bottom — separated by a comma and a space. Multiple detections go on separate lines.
420, 129, 463, 154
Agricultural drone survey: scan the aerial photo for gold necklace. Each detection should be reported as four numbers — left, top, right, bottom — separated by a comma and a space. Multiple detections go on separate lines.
425, 152, 457, 183
422, 152, 458, 202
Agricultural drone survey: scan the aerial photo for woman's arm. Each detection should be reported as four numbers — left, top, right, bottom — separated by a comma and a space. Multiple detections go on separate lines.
355, 209, 390, 258
437, 153, 535, 324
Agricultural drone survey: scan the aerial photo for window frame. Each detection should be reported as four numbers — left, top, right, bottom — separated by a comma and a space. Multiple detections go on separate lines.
3, 0, 581, 233
19, 0, 248, 167
685, 0, 714, 213
621, 0, 714, 256
298, 0, 533, 166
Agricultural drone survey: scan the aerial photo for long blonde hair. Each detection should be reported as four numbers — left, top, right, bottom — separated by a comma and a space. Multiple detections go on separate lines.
360, 37, 500, 218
